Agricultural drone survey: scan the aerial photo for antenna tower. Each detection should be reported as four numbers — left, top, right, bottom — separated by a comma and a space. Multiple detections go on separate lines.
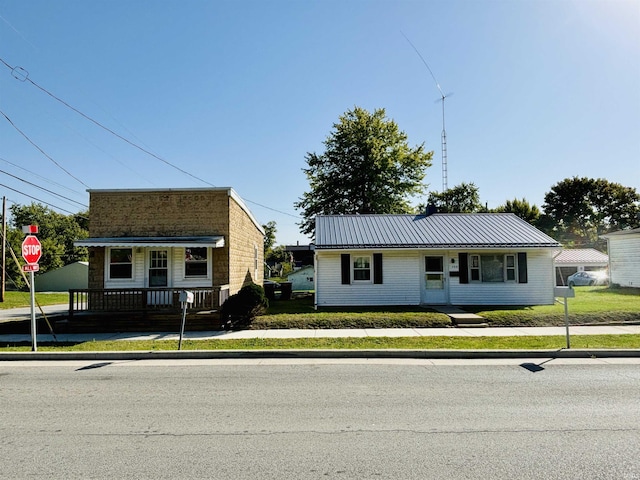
402, 33, 451, 192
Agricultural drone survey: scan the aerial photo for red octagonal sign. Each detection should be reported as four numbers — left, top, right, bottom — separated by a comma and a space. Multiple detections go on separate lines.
22, 235, 42, 264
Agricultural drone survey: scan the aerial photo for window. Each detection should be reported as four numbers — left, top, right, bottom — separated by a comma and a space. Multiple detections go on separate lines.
109, 248, 133, 279
185, 247, 208, 277
468, 254, 517, 283
470, 255, 480, 281
353, 256, 371, 281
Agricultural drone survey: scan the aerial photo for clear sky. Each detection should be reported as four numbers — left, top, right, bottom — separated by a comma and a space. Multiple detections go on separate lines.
1, 0, 638, 246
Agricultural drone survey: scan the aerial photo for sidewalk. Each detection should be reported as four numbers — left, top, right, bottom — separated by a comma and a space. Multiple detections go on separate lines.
1, 324, 640, 344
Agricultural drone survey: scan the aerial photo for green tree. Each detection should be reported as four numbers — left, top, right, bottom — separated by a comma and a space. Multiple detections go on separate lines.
494, 198, 541, 224
295, 106, 433, 236
262, 221, 277, 255
5, 203, 89, 288
424, 182, 484, 213
540, 177, 640, 248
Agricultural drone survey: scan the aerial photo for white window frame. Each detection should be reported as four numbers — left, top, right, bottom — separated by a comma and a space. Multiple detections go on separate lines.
352, 255, 372, 283
468, 253, 518, 283
107, 247, 134, 281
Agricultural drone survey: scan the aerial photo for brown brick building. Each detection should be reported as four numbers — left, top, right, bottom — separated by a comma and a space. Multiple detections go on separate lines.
75, 188, 264, 311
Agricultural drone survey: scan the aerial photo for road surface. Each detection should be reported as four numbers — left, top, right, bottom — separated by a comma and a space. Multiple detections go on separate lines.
1, 359, 639, 479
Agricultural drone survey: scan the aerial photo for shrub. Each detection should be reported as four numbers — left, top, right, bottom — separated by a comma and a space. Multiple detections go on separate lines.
221, 283, 269, 328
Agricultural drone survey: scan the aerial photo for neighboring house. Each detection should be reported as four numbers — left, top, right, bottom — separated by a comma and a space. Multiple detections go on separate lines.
553, 248, 609, 286
74, 188, 264, 314
284, 244, 315, 269
601, 228, 640, 288
314, 213, 561, 307
35, 261, 88, 292
287, 265, 314, 291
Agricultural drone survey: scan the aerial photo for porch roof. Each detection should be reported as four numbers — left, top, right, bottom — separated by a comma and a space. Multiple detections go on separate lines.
75, 236, 225, 248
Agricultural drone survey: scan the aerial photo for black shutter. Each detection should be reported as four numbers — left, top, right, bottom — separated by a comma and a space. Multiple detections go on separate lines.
459, 253, 469, 284
341, 254, 351, 285
518, 252, 528, 283
373, 253, 383, 284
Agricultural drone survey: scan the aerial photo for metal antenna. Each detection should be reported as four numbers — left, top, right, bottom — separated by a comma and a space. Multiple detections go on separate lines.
401, 32, 452, 192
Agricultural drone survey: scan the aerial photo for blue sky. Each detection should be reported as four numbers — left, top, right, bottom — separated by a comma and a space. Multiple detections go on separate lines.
1, 0, 638, 246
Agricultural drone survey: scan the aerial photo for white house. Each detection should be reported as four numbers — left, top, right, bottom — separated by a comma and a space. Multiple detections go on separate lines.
314, 213, 562, 307
601, 228, 640, 288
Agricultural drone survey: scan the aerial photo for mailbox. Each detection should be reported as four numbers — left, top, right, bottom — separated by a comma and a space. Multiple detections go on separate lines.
179, 290, 194, 303
554, 286, 575, 298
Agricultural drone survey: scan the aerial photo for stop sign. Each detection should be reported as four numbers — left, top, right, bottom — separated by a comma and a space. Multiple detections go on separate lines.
21, 235, 42, 264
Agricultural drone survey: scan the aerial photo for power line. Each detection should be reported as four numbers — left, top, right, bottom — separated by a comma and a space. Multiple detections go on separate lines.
0, 109, 90, 188
0, 184, 88, 217
0, 156, 86, 198
0, 57, 301, 220
0, 168, 88, 209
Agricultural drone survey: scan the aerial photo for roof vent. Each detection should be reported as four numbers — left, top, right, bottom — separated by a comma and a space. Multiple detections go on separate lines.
425, 204, 438, 216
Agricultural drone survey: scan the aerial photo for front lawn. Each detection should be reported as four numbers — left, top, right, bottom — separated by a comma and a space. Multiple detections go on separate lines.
255, 287, 639, 329
0, 291, 69, 309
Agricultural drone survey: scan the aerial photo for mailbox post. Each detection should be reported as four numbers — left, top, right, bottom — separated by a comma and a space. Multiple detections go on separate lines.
554, 286, 575, 349
178, 290, 194, 350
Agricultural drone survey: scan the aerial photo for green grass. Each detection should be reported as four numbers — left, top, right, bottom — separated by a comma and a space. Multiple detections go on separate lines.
2, 334, 640, 352
468, 286, 640, 326
0, 291, 68, 309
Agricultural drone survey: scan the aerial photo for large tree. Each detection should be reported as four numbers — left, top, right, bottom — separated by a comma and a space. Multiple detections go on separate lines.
424, 182, 484, 213
494, 198, 541, 224
540, 177, 640, 248
295, 107, 433, 236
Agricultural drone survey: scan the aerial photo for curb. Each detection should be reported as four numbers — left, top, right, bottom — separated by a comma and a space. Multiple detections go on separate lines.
1, 348, 640, 361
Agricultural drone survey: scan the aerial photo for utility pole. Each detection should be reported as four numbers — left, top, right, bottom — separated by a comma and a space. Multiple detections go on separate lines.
1, 196, 5, 302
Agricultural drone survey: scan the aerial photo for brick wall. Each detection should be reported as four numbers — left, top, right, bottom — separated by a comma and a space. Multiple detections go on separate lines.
87, 188, 263, 295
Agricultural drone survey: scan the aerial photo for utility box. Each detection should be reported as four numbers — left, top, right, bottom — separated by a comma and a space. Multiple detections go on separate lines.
554, 286, 575, 298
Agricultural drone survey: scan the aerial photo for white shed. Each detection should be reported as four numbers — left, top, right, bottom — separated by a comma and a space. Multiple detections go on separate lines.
35, 261, 89, 292
602, 228, 640, 288
287, 265, 315, 291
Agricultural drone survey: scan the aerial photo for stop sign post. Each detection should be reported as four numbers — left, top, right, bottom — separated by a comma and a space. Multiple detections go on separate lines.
21, 227, 41, 352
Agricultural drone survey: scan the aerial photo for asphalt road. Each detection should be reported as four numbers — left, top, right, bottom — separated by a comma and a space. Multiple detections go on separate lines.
1, 359, 639, 479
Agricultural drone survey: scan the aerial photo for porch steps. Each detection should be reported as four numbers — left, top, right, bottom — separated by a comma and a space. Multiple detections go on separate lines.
433, 306, 488, 328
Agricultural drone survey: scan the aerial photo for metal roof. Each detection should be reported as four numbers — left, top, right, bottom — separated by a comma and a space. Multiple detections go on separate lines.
315, 213, 561, 249
74, 236, 225, 248
553, 248, 608, 264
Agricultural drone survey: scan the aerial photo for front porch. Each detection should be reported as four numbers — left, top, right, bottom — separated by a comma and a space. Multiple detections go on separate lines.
65, 285, 230, 332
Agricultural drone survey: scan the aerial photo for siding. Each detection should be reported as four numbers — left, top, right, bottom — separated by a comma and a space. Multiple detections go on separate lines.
450, 250, 555, 305
608, 234, 640, 288
316, 249, 556, 307
316, 251, 421, 306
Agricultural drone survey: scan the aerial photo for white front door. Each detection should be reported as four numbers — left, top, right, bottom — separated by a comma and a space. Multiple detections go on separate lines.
147, 249, 171, 305
422, 255, 448, 305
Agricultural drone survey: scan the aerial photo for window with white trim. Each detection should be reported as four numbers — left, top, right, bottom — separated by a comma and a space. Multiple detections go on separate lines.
109, 248, 133, 279
352, 256, 371, 282
185, 247, 208, 277
469, 254, 518, 283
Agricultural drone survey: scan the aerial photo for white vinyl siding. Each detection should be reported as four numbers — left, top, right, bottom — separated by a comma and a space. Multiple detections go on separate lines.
105, 247, 212, 289
316, 249, 556, 307
450, 250, 555, 305
607, 234, 640, 288
316, 251, 420, 306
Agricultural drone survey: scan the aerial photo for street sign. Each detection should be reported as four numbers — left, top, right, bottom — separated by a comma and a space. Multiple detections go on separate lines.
21, 235, 42, 264
22, 264, 39, 272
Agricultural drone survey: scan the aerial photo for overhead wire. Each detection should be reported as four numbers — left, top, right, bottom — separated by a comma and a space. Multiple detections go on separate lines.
0, 168, 88, 209
0, 57, 301, 220
0, 109, 90, 188
0, 184, 89, 218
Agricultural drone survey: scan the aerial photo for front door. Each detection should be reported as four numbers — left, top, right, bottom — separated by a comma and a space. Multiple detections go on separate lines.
422, 255, 447, 305
147, 249, 171, 305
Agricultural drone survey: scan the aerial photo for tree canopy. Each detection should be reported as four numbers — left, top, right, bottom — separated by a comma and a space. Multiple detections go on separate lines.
539, 177, 640, 248
494, 198, 541, 224
294, 106, 433, 236
4, 203, 89, 289
424, 182, 484, 213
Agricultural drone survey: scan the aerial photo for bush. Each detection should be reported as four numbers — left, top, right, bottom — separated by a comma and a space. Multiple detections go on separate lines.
221, 283, 269, 328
